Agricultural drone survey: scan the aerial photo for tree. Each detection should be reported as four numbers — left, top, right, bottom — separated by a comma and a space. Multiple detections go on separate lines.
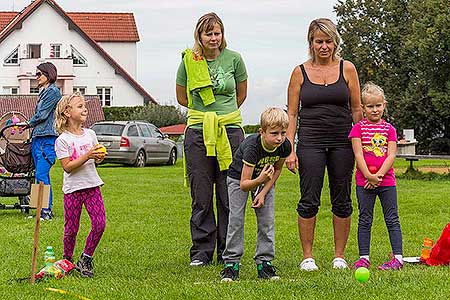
335, 0, 450, 153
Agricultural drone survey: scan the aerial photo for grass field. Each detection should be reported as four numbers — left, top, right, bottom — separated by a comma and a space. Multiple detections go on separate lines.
1, 159, 449, 300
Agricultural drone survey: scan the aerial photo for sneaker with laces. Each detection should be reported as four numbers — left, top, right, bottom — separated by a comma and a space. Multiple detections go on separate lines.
350, 258, 371, 269
40, 209, 53, 221
76, 254, 94, 278
332, 257, 348, 269
378, 257, 403, 270
220, 262, 239, 282
257, 261, 280, 280
189, 259, 205, 267
299, 258, 319, 271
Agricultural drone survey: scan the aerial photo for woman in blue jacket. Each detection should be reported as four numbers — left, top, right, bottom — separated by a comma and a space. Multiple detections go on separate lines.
28, 62, 61, 220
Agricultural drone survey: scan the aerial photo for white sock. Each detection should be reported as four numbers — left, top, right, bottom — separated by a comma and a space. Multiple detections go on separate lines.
360, 255, 370, 262
394, 255, 403, 263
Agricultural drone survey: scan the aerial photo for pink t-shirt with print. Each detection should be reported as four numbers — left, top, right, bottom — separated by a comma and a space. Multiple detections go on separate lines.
348, 118, 397, 187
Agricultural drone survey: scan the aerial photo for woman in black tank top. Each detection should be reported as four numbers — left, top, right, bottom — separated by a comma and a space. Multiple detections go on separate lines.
285, 18, 363, 271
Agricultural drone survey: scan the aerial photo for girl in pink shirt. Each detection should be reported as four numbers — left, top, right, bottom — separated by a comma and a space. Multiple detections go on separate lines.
348, 82, 403, 270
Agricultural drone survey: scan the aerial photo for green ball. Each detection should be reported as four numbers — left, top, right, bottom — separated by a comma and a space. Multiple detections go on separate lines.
355, 267, 370, 283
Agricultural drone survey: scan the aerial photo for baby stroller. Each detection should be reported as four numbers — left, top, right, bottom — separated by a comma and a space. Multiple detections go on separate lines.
0, 112, 35, 214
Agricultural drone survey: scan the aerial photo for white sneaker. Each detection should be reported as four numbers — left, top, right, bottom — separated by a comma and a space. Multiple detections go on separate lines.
299, 258, 319, 271
189, 259, 204, 267
332, 257, 348, 269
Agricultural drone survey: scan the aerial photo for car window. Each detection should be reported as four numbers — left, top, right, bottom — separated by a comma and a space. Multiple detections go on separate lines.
127, 125, 139, 137
138, 124, 151, 137
149, 125, 163, 138
91, 124, 124, 136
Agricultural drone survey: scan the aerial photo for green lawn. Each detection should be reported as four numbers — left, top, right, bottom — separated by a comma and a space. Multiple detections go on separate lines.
1, 159, 449, 299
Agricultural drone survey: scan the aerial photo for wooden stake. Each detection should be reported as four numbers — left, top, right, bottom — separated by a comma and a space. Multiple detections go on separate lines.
30, 182, 44, 284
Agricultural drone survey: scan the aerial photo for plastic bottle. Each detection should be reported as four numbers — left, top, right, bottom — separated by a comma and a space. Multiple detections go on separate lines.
44, 246, 56, 267
420, 238, 434, 262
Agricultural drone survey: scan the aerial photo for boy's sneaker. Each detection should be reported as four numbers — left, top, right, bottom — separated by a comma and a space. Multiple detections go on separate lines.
378, 257, 403, 270
76, 254, 94, 278
257, 261, 280, 280
350, 257, 371, 269
220, 262, 239, 282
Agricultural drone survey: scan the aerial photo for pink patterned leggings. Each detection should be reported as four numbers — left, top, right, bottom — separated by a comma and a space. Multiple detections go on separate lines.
63, 186, 106, 258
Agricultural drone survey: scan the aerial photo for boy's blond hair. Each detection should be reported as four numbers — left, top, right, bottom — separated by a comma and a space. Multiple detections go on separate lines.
361, 82, 386, 104
260, 107, 289, 131
54, 92, 84, 134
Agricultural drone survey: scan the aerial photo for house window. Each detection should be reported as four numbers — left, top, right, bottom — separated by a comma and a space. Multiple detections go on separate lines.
97, 87, 112, 106
4, 46, 19, 65
2, 86, 19, 94
71, 46, 87, 66
27, 44, 41, 59
73, 86, 86, 95
50, 44, 61, 58
30, 87, 40, 94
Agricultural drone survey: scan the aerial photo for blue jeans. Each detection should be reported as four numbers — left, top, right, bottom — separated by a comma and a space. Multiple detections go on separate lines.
356, 186, 403, 256
31, 136, 57, 211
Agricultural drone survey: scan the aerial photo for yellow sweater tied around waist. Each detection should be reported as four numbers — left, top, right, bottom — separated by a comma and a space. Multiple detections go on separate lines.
184, 109, 243, 187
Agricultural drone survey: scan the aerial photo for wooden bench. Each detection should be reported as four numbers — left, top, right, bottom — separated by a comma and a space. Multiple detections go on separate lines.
396, 154, 450, 169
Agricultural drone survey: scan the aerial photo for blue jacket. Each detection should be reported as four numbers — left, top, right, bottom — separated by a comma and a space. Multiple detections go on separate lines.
28, 83, 61, 137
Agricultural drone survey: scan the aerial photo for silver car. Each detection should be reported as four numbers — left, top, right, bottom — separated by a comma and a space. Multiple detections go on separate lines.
91, 121, 177, 167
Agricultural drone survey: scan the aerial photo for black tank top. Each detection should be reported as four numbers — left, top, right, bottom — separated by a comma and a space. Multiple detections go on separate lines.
298, 60, 353, 147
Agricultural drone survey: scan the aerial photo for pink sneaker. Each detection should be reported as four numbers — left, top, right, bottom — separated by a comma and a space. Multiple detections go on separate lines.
378, 257, 403, 270
350, 258, 370, 269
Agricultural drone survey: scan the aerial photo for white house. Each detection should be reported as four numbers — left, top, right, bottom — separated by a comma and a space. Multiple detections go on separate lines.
0, 0, 156, 106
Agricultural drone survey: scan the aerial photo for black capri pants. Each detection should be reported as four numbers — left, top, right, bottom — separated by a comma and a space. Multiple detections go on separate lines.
296, 145, 354, 219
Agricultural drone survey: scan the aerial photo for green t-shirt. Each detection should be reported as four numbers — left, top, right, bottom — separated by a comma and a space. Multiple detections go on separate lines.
176, 48, 247, 115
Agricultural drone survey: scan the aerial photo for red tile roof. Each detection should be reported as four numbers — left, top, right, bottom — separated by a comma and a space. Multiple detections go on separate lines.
159, 124, 186, 135
0, 9, 139, 42
0, 11, 18, 32
0, 95, 104, 128
67, 12, 139, 42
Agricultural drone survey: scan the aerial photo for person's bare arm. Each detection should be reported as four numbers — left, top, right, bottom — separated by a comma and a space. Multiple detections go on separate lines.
344, 61, 363, 123
176, 84, 188, 108
285, 66, 303, 173
236, 80, 248, 107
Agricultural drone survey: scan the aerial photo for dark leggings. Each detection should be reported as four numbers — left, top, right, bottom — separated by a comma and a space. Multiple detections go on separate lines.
296, 146, 354, 218
184, 127, 244, 263
356, 186, 403, 256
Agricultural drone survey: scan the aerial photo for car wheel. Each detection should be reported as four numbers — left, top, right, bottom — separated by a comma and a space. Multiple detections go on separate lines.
167, 148, 177, 165
19, 195, 30, 214
134, 150, 146, 167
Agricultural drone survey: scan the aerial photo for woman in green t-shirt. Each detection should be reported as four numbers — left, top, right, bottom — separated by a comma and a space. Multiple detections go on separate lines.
176, 12, 248, 267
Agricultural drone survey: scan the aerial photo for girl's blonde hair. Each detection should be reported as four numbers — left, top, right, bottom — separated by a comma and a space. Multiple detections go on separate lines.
54, 92, 84, 134
361, 82, 386, 104
260, 107, 289, 131
307, 18, 341, 62
192, 12, 227, 57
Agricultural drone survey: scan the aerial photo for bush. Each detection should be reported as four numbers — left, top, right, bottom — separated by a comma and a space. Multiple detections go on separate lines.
429, 138, 450, 155
103, 104, 186, 128
243, 124, 259, 134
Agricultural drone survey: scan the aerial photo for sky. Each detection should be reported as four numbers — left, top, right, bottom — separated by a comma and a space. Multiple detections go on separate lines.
2, 0, 338, 124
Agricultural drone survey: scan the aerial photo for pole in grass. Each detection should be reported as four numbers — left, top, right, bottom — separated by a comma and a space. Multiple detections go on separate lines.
29, 182, 50, 284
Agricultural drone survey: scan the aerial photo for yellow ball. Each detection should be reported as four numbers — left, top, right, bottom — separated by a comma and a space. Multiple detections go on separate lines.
97, 144, 107, 154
